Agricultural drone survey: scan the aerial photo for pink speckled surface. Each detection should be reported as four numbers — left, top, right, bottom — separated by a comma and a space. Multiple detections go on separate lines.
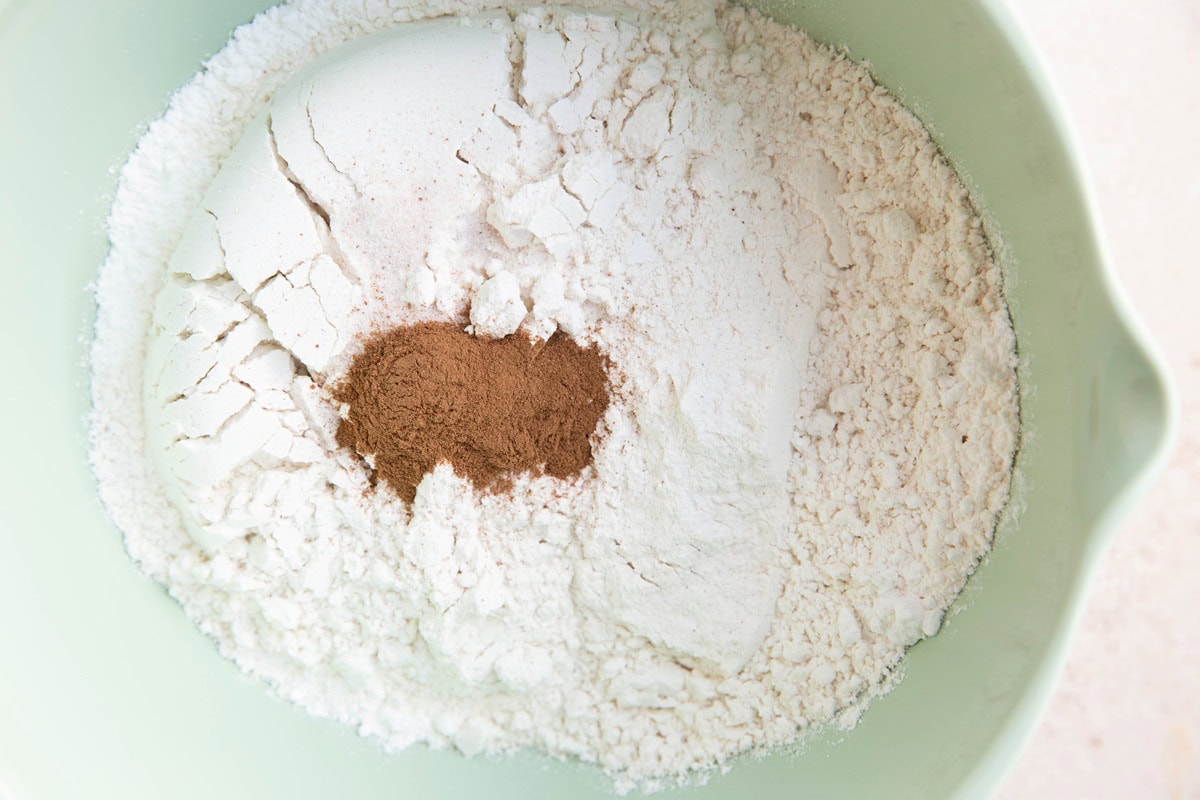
998, 1, 1200, 798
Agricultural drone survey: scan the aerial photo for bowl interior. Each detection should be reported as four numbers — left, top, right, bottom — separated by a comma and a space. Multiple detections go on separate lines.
0, 0, 1172, 798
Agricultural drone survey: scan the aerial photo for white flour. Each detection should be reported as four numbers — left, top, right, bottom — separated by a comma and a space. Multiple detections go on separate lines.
89, 0, 1019, 791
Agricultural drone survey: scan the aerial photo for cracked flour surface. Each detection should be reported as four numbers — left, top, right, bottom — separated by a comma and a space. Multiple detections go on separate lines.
89, 0, 1019, 791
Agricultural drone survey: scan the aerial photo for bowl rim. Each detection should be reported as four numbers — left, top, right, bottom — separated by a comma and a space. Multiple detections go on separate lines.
953, 0, 1178, 795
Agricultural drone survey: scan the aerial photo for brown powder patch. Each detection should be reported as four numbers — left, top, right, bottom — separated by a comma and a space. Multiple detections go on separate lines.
334, 322, 610, 503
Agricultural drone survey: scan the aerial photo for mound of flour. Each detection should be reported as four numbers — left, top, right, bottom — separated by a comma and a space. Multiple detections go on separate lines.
89, 0, 1019, 790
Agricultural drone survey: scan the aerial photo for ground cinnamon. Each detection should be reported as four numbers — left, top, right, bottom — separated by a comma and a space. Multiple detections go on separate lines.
334, 322, 610, 503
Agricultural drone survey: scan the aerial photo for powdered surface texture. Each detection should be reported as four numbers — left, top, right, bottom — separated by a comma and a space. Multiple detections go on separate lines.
89, 0, 1019, 791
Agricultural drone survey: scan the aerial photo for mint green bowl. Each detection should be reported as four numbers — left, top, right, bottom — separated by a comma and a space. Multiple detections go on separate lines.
0, 0, 1174, 798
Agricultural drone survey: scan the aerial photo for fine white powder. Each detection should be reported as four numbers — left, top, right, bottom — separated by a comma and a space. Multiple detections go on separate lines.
89, 0, 1019, 791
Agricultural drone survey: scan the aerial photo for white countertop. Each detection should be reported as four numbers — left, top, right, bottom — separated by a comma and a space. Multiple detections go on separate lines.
998, 1, 1200, 797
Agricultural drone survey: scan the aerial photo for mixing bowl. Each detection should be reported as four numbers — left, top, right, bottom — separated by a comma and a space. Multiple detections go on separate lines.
0, 0, 1174, 797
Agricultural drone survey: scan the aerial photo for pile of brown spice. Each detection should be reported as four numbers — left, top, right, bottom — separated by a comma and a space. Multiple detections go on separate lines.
334, 322, 610, 502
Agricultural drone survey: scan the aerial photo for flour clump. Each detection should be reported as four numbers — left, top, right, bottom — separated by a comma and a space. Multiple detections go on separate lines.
89, 0, 1020, 791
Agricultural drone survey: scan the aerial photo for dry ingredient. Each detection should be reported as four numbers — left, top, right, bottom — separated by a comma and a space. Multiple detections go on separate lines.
334, 322, 609, 503
89, 0, 1019, 791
